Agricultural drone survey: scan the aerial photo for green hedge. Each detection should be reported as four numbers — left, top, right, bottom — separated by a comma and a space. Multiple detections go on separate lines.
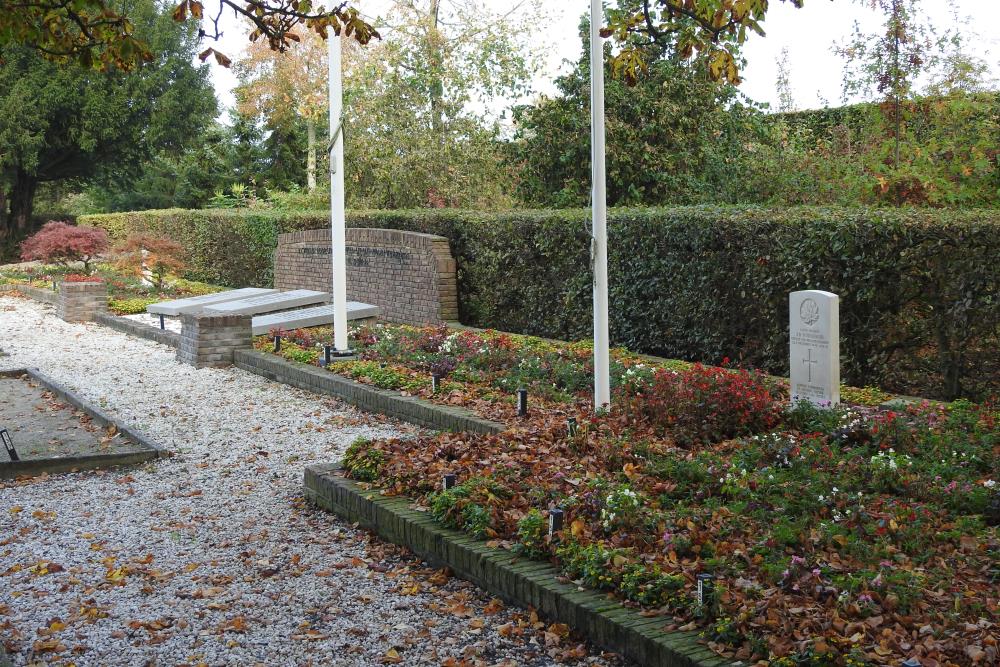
81, 206, 1000, 400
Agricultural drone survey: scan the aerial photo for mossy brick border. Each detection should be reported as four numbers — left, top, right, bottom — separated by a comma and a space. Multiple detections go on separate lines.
0, 368, 168, 479
95, 313, 180, 348
304, 463, 737, 667
234, 349, 504, 434
13, 284, 57, 305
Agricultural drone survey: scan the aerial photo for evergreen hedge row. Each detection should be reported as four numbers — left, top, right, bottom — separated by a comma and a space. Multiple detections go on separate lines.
81, 206, 1000, 400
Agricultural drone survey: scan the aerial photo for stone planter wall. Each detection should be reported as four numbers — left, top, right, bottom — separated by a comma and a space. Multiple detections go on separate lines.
177, 313, 251, 368
57, 281, 108, 322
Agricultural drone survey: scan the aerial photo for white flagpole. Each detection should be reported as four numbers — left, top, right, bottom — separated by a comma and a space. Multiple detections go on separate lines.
590, 0, 611, 410
328, 31, 349, 352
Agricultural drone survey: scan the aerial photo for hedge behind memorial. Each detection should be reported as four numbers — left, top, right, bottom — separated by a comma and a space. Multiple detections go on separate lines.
81, 207, 1000, 400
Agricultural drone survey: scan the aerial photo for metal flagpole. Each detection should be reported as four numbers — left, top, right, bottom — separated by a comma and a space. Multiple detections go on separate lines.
328, 31, 349, 352
590, 0, 610, 410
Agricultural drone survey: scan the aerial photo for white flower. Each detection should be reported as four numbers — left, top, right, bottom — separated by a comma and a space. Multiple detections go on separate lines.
985, 479, 997, 489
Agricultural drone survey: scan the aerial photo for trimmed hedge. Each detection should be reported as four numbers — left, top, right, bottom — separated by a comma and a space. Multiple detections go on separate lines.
81, 207, 1000, 400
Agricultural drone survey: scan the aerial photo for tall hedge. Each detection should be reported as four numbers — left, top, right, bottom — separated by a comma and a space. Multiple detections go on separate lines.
81, 207, 1000, 400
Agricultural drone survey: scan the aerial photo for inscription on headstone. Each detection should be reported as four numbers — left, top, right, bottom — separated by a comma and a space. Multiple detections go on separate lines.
789, 290, 840, 406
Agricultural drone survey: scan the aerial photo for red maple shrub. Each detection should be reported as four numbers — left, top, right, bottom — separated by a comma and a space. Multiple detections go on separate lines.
113, 233, 186, 290
20, 222, 110, 275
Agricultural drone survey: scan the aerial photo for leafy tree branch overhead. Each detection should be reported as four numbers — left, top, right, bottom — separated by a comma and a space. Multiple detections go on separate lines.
605, 0, 810, 84
0, 0, 379, 70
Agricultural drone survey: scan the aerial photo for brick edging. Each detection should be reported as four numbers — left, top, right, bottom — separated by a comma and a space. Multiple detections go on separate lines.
14, 284, 57, 304
234, 350, 503, 434
95, 313, 180, 348
305, 464, 735, 667
0, 368, 168, 478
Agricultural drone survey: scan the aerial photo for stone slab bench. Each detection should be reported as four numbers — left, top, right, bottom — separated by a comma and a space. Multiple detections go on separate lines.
252, 302, 380, 335
146, 288, 276, 316
203, 289, 329, 316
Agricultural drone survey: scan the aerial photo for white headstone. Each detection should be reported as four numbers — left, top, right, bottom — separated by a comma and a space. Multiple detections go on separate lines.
789, 290, 840, 406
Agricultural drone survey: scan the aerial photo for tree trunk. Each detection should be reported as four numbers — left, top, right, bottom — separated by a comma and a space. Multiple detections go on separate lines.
306, 118, 317, 193
0, 187, 8, 237
428, 0, 444, 136
9, 169, 38, 235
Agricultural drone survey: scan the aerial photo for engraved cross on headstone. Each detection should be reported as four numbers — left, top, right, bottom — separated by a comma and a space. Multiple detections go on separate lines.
803, 348, 819, 383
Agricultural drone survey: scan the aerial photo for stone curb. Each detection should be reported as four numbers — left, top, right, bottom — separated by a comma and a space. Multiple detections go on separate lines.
0, 642, 10, 667
304, 464, 736, 667
95, 313, 180, 348
0, 368, 168, 479
13, 284, 57, 305
234, 350, 504, 435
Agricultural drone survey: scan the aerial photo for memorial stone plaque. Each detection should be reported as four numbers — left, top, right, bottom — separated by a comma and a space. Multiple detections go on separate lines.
789, 290, 840, 406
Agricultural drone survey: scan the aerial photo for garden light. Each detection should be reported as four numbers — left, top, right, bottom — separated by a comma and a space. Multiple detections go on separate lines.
1, 428, 18, 462
159, 314, 165, 330
432, 373, 443, 395
321, 345, 333, 367
548, 508, 564, 537
696, 573, 715, 608
443, 474, 457, 490
273, 335, 282, 353
567, 417, 578, 437
986, 491, 1000, 527
517, 388, 528, 417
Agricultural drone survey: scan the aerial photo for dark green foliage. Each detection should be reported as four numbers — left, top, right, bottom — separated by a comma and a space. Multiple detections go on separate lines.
0, 0, 217, 242
81, 206, 1000, 400
509, 29, 766, 208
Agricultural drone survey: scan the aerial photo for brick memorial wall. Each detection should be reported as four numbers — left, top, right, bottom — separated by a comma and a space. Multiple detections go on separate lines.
274, 228, 458, 325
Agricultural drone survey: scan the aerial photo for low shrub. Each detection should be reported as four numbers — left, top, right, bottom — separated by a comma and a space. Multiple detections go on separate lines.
626, 364, 782, 445
108, 297, 157, 315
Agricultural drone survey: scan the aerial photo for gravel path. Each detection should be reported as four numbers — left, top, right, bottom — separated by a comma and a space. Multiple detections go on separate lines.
0, 297, 621, 667
123, 312, 182, 333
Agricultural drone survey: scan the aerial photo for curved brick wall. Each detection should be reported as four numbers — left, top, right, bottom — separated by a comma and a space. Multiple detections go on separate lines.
274, 228, 458, 326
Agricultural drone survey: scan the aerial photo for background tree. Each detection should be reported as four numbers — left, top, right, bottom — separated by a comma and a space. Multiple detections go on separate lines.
834, 0, 938, 173
511, 13, 767, 208
235, 30, 329, 192
775, 47, 796, 112
340, 0, 544, 209
0, 0, 217, 247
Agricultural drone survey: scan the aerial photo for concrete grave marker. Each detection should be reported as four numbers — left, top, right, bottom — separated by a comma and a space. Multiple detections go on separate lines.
147, 288, 277, 316
789, 290, 840, 406
251, 302, 380, 335
203, 289, 329, 316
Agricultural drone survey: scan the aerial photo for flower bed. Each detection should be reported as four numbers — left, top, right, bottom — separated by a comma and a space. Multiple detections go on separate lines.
259, 324, 998, 665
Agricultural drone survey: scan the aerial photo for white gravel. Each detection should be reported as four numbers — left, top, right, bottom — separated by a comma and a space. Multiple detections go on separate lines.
0, 297, 621, 667
123, 312, 182, 333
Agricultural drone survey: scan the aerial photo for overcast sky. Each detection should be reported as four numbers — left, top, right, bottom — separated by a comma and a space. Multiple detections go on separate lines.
205, 0, 1000, 116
